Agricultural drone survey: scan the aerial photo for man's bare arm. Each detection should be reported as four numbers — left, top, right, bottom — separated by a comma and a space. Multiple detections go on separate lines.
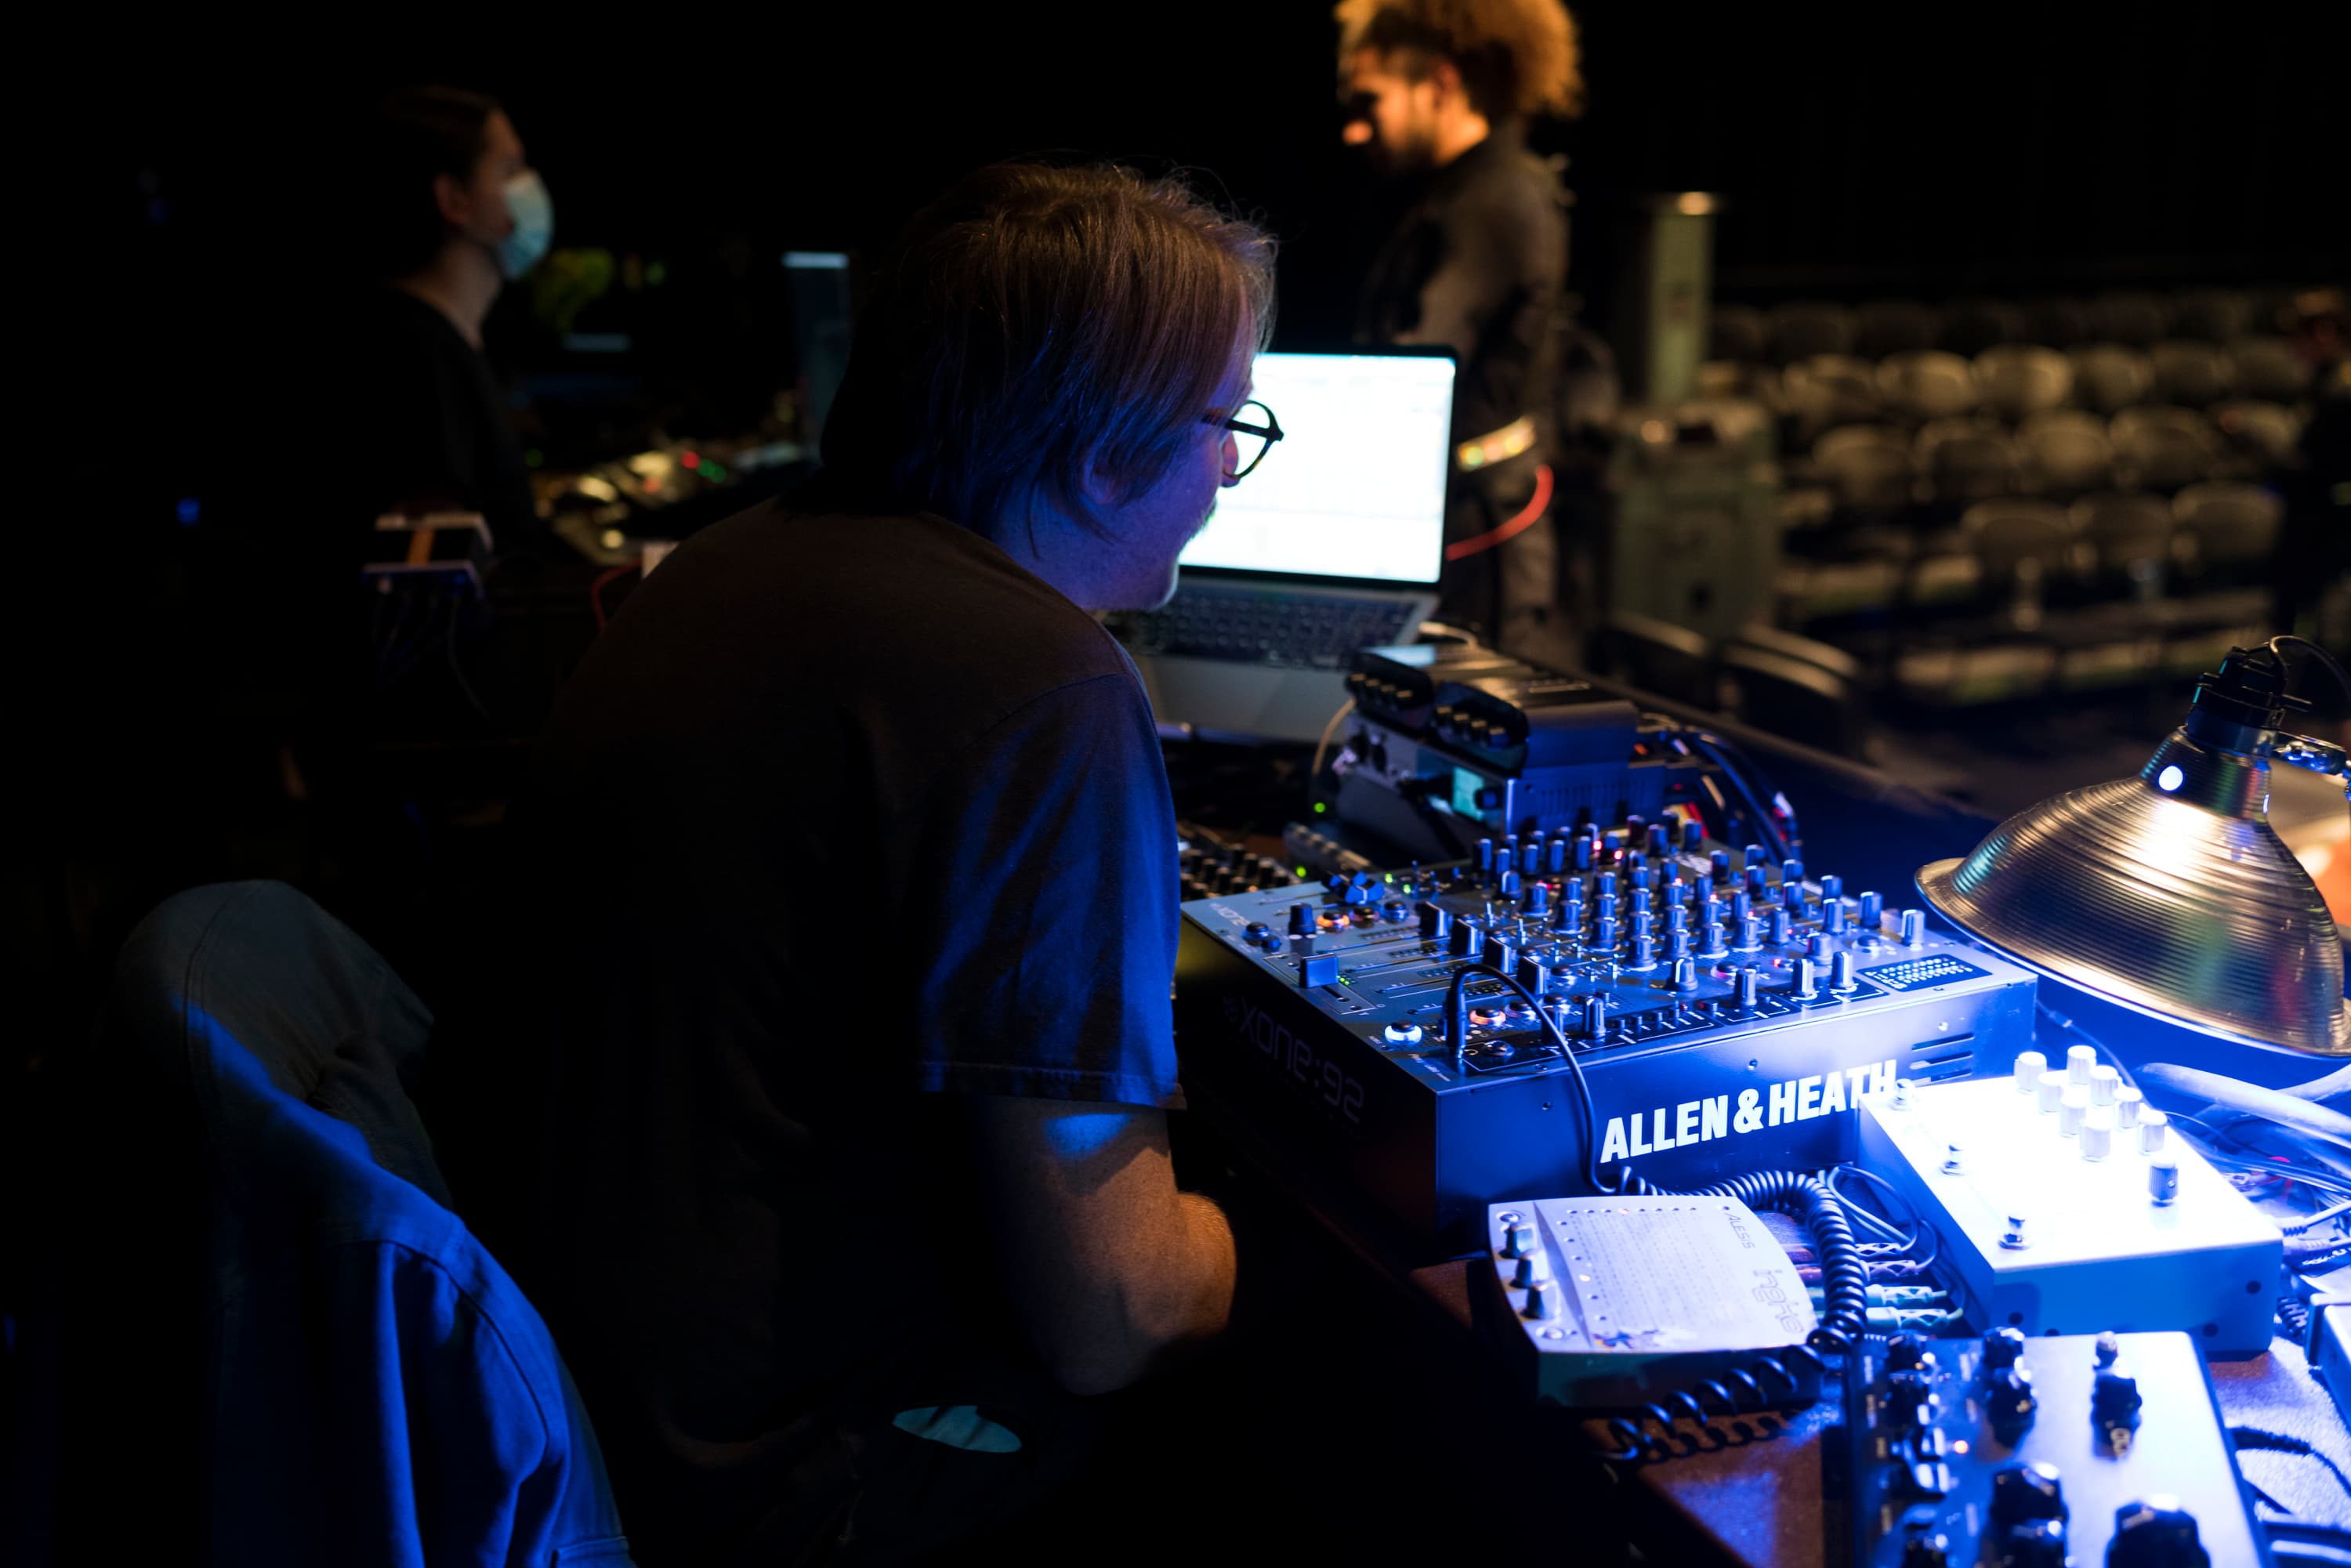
969, 1095, 1236, 1396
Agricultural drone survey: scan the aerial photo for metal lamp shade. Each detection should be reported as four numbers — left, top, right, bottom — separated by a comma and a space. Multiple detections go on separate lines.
1918, 729, 2351, 1056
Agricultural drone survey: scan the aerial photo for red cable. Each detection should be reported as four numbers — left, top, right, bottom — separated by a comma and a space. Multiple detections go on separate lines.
1444, 463, 1555, 563
589, 563, 637, 631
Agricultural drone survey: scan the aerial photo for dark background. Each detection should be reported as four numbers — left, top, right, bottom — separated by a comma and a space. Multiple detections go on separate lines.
45, 7, 2349, 1042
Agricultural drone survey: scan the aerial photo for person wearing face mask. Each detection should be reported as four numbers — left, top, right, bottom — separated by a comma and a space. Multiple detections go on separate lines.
343, 84, 557, 559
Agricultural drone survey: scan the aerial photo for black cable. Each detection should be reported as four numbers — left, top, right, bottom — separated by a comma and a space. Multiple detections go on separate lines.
2233, 1425, 2351, 1502
2035, 1001, 2140, 1096
2272, 634, 2351, 712
2280, 1297, 2313, 1341
1442, 962, 1607, 1195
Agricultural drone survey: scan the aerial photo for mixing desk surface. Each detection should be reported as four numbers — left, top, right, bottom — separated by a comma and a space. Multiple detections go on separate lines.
1175, 817, 2039, 1253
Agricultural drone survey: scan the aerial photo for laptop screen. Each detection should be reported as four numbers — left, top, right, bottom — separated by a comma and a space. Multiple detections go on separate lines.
1178, 350, 1456, 585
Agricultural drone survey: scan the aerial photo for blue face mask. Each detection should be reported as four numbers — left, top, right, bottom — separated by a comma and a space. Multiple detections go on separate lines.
496, 170, 554, 280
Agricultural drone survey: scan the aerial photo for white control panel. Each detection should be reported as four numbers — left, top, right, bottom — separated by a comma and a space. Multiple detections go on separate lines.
1480, 1196, 1820, 1407
1854, 1063, 2281, 1353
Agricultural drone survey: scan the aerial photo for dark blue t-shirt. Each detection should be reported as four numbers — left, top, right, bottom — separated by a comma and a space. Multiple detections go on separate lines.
437, 486, 1181, 1563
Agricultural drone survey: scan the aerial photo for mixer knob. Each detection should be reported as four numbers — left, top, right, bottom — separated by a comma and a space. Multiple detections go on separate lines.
1672, 957, 1701, 992
1820, 873, 1843, 901
1899, 1533, 1952, 1568
1860, 889, 1885, 929
1737, 912, 1762, 951
1668, 928, 1692, 961
1795, 957, 1820, 998
1510, 1253, 1550, 1289
1487, 936, 1519, 975
1701, 894, 1723, 928
1288, 903, 1316, 936
2108, 1500, 2210, 1568
2089, 1064, 2119, 1104
1631, 864, 1653, 891
2138, 1110, 2169, 1154
1983, 1326, 2027, 1369
1667, 875, 1690, 906
1382, 1021, 1425, 1048
1494, 846, 1514, 878
1667, 903, 1690, 933
1633, 908, 1655, 940
1991, 1461, 2066, 1526
2038, 1070, 2069, 1114
1597, 891, 1619, 922
1729, 889, 1752, 922
1887, 1332, 1928, 1371
1498, 1218, 1536, 1258
1243, 922, 1269, 941
1701, 922, 1730, 959
1324, 874, 1349, 894
1593, 915, 1618, 950
1582, 995, 1611, 1040
1744, 843, 1766, 867
1997, 1519, 2068, 1568
1830, 951, 1859, 994
1574, 835, 1594, 871
2115, 1086, 2144, 1127
2067, 1044, 2096, 1084
2059, 1088, 2089, 1137
1737, 966, 1762, 1010
2013, 1049, 2048, 1092
1783, 858, 1806, 886
1824, 900, 1847, 935
1770, 907, 1794, 946
1518, 953, 1553, 994
1477, 838, 1494, 872
1631, 934, 1657, 969
1416, 900, 1451, 940
1807, 932, 1834, 961
2081, 1112, 2114, 1160
1784, 878, 1807, 911
1901, 908, 1927, 945
1683, 819, 1703, 850
1710, 849, 1730, 882
1747, 864, 1769, 896
1987, 1367, 2038, 1441
2093, 1367, 2143, 1425
1522, 1279, 1561, 1320
1525, 881, 1549, 915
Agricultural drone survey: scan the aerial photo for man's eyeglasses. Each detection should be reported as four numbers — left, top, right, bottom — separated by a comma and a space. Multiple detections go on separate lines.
1206, 400, 1283, 480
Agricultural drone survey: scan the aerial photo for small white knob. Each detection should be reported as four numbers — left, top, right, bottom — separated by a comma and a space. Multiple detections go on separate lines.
2038, 1070, 2069, 1114
1501, 1220, 1537, 1258
2090, 1065, 2120, 1106
1523, 1278, 1563, 1319
2081, 1110, 2114, 1161
2013, 1050, 2048, 1092
2114, 1086, 2144, 1128
2138, 1109, 2169, 1153
2067, 1045, 2096, 1084
1512, 1253, 1551, 1289
1943, 1141, 1966, 1174
2059, 1087, 2089, 1136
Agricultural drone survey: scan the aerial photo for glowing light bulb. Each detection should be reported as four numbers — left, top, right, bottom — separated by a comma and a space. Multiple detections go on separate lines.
2156, 765, 2183, 792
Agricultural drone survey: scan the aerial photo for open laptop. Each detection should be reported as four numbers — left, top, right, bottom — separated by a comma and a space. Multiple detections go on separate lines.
1118, 347, 1456, 741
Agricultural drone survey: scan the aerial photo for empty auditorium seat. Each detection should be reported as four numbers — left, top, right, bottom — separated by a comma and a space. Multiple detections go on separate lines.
1780, 354, 1883, 440
2071, 490, 2175, 591
1962, 498, 2077, 633
2169, 288, 2255, 343
1973, 346, 2072, 421
2084, 292, 2172, 347
2208, 399, 2304, 469
1875, 350, 1979, 422
1924, 430, 2024, 506
2017, 409, 2116, 498
1709, 303, 1771, 364
1941, 299, 2031, 356
1855, 300, 1943, 359
2110, 406, 2223, 491
1695, 360, 1782, 411
2149, 340, 2237, 407
2230, 336, 2313, 403
1770, 301, 1858, 365
2067, 345, 2157, 414
1812, 425, 1917, 514
2024, 297, 2093, 349
1718, 643, 1871, 758
1588, 613, 1716, 708
2172, 481, 2284, 578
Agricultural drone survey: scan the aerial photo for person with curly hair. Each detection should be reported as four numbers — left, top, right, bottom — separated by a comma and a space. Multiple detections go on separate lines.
1338, 0, 1594, 665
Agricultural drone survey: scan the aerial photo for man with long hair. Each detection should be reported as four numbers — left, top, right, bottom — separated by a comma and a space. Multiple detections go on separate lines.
1338, 0, 1593, 664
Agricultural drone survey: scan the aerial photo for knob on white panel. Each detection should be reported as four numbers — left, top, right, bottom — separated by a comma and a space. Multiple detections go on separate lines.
1501, 1220, 1537, 1258
2148, 1155, 2180, 1206
2037, 1071, 2068, 1114
2059, 1088, 2089, 1136
2013, 1049, 2048, 1092
2138, 1109, 2169, 1154
2080, 1110, 2114, 1161
1511, 1254, 1551, 1289
2114, 1087, 2144, 1128
2089, 1065, 2120, 1106
1523, 1279, 1563, 1320
2067, 1045, 2096, 1085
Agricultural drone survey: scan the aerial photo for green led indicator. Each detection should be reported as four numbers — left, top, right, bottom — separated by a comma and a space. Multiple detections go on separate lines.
1313, 802, 1327, 813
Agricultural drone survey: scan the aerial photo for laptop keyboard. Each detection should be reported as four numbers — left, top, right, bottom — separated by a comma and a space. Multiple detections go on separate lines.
1118, 586, 1415, 668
